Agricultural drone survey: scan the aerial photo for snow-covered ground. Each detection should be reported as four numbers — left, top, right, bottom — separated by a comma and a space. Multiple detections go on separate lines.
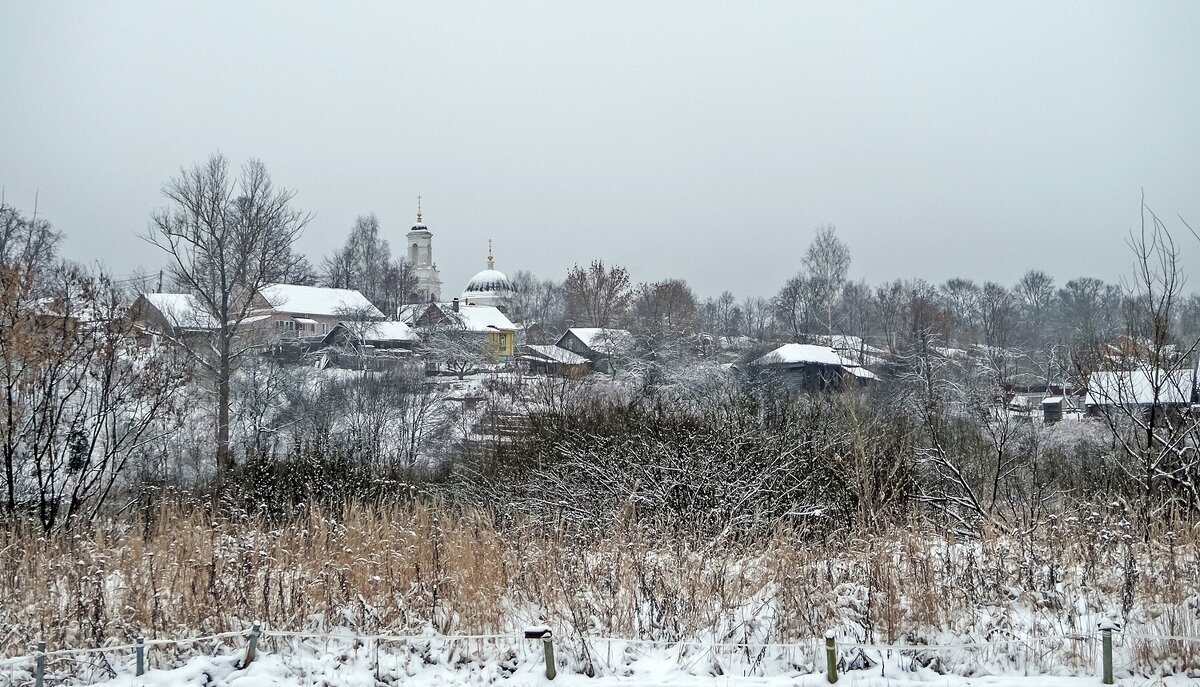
41, 650, 1200, 687
6, 633, 1197, 687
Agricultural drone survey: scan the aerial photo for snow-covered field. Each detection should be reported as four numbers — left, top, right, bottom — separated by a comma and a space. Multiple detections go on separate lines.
21, 648, 1200, 687
6, 631, 1199, 687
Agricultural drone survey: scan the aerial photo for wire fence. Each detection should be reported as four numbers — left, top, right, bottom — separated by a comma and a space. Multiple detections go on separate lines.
1, 626, 1197, 685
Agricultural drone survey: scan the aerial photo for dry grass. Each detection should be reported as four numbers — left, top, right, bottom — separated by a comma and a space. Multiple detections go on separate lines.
1, 500, 1198, 675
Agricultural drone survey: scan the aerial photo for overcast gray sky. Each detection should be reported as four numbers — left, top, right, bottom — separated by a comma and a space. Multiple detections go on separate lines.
2, 2, 1198, 298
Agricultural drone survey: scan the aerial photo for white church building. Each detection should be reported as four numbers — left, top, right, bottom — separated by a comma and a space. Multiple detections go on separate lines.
460, 240, 516, 310
401, 202, 515, 313
405, 203, 443, 303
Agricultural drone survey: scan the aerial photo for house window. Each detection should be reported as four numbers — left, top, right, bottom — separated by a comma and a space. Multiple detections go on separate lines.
498, 333, 508, 350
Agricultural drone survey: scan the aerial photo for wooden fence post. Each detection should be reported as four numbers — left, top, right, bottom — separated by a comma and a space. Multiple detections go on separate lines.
824, 630, 838, 684
35, 641, 45, 687
524, 626, 556, 680
243, 621, 262, 668
136, 636, 145, 676
1098, 620, 1118, 685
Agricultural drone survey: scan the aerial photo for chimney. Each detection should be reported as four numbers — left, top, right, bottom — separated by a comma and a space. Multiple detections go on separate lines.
452, 297, 459, 312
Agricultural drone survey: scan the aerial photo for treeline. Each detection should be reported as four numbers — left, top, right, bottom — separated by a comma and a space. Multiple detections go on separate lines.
3, 153, 1199, 537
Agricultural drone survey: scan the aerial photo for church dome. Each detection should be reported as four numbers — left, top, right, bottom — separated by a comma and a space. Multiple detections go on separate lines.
465, 268, 514, 295
461, 241, 516, 309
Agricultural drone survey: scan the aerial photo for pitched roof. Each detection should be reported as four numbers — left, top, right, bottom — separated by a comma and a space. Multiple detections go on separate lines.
359, 321, 418, 342
807, 334, 889, 357
450, 304, 516, 332
522, 344, 590, 365
140, 293, 219, 330
562, 328, 634, 354
259, 284, 383, 319
400, 302, 516, 332
1086, 368, 1194, 406
752, 343, 879, 380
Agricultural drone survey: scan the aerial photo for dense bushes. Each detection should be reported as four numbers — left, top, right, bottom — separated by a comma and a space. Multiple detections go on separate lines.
451, 385, 915, 538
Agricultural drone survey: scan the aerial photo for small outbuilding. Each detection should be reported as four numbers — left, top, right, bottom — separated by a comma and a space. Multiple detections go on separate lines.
748, 343, 878, 391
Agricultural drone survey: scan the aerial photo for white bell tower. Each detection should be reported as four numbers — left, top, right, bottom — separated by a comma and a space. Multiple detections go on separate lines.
405, 196, 442, 303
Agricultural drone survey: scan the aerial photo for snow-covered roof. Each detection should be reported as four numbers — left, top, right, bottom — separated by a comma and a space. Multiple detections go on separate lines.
141, 293, 219, 330
522, 344, 590, 365
753, 344, 848, 367
463, 269, 514, 296
359, 321, 418, 342
807, 334, 889, 357
1086, 369, 1194, 407
446, 304, 516, 333
259, 284, 383, 319
397, 304, 419, 325
752, 343, 879, 380
933, 346, 970, 359
563, 328, 634, 354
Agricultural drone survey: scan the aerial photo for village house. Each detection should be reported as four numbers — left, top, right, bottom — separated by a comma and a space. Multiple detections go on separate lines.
747, 343, 878, 391
249, 283, 384, 338
518, 344, 591, 377
401, 298, 517, 362
316, 320, 420, 371
128, 292, 220, 343
555, 327, 634, 373
1085, 367, 1196, 424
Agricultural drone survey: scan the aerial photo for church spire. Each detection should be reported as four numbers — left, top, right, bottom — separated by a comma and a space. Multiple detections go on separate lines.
416, 195, 423, 223
487, 239, 494, 270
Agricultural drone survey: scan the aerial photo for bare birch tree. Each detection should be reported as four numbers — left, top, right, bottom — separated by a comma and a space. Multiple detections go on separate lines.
803, 224, 851, 336
143, 154, 310, 473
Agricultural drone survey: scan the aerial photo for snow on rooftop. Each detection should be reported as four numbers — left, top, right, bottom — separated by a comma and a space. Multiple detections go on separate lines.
752, 343, 879, 380
463, 268, 515, 296
807, 334, 888, 357
1086, 368, 1194, 407
565, 327, 634, 354
360, 320, 418, 342
259, 284, 383, 319
754, 343, 848, 367
523, 344, 590, 365
141, 293, 219, 329
446, 304, 516, 332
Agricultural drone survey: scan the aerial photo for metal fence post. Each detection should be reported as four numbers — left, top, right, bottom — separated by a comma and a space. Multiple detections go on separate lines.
136, 636, 145, 676
35, 641, 45, 687
824, 630, 838, 684
1099, 620, 1118, 685
243, 621, 262, 668
524, 626, 556, 680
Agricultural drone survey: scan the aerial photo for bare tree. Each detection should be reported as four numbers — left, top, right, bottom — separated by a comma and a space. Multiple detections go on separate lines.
1, 212, 184, 530
1058, 277, 1122, 346
563, 260, 632, 328
0, 201, 61, 274
773, 274, 819, 340
631, 279, 699, 336
143, 154, 310, 473
421, 327, 493, 380
1014, 270, 1056, 346
803, 224, 851, 336
741, 296, 771, 341
322, 213, 414, 315
1088, 201, 1200, 530
939, 278, 981, 344
509, 270, 565, 339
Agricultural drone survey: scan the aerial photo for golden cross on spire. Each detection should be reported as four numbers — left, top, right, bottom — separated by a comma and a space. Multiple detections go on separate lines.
416, 195, 423, 223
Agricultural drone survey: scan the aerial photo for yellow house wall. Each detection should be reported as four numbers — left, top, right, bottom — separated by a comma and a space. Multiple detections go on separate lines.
488, 330, 515, 359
